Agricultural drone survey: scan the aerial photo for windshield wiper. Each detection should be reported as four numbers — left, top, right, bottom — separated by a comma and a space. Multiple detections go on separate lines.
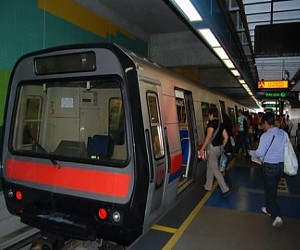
33, 140, 61, 169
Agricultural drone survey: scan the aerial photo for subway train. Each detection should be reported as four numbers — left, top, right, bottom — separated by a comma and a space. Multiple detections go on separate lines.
0, 43, 246, 246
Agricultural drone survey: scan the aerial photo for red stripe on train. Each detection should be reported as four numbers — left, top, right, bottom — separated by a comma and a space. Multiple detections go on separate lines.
170, 154, 182, 174
5, 159, 131, 198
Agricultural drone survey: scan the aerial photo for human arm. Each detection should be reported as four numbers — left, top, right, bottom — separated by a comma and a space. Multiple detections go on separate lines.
222, 128, 229, 147
199, 127, 214, 152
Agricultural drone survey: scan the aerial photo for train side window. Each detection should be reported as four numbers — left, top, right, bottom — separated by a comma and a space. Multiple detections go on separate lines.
201, 102, 210, 130
147, 93, 164, 158
22, 96, 42, 145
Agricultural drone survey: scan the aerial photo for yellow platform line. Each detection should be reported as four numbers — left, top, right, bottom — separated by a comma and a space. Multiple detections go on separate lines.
152, 224, 177, 234
278, 177, 288, 193
160, 158, 236, 249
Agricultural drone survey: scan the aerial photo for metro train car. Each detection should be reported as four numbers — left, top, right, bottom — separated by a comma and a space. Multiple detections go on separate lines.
0, 43, 244, 246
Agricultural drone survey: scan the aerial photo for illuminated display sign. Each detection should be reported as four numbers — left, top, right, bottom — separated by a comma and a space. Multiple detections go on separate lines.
257, 91, 296, 99
262, 103, 278, 108
258, 80, 289, 89
35, 52, 96, 75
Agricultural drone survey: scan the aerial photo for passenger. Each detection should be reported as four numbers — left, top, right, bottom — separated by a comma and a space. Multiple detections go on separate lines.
249, 112, 285, 228
252, 113, 259, 143
257, 112, 264, 139
198, 107, 230, 196
286, 115, 293, 137
234, 110, 250, 157
222, 112, 233, 155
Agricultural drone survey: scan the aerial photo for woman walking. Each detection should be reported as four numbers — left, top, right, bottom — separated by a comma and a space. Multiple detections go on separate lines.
198, 108, 230, 196
249, 112, 285, 228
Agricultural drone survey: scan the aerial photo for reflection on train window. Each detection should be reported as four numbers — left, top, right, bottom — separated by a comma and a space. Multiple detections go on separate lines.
12, 80, 128, 164
201, 102, 210, 130
176, 97, 186, 125
22, 96, 42, 144
109, 98, 125, 145
147, 93, 164, 158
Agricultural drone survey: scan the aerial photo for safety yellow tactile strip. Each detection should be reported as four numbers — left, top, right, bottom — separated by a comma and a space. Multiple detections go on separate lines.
151, 159, 236, 250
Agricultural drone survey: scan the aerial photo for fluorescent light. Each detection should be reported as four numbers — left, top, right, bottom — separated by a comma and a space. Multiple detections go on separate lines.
198, 28, 220, 47
231, 69, 240, 76
239, 79, 246, 84
173, 0, 202, 21
213, 47, 229, 60
223, 59, 235, 69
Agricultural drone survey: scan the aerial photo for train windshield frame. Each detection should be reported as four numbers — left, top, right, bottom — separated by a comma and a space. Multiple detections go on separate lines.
10, 77, 128, 166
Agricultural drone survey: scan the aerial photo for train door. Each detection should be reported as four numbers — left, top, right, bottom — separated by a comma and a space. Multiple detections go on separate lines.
176, 89, 197, 188
140, 79, 168, 227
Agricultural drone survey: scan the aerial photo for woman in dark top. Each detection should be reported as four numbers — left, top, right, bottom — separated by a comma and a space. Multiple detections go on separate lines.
222, 112, 233, 155
198, 107, 230, 195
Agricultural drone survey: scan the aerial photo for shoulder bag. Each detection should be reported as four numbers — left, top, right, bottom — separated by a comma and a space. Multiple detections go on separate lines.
284, 132, 298, 176
251, 135, 275, 165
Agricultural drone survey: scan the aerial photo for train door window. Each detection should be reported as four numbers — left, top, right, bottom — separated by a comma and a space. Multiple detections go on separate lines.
227, 107, 236, 125
109, 98, 125, 145
22, 96, 42, 145
201, 102, 210, 130
219, 100, 226, 119
147, 93, 164, 158
176, 98, 186, 125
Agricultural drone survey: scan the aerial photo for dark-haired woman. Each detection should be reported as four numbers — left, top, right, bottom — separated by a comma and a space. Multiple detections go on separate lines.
249, 112, 285, 228
198, 107, 230, 196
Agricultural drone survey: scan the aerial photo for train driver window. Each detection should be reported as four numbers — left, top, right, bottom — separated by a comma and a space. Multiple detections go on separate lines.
147, 93, 164, 158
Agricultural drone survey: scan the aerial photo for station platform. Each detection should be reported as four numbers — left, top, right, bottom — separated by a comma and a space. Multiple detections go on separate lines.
1, 150, 300, 249
130, 156, 300, 250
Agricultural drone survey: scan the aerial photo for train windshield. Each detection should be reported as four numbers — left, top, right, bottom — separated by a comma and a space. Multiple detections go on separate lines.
11, 79, 128, 165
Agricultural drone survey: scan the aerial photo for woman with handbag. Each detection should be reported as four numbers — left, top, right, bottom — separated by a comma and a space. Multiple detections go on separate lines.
249, 112, 285, 228
198, 107, 230, 196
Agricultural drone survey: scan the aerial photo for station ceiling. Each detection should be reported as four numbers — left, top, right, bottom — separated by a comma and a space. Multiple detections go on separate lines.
78, 0, 300, 110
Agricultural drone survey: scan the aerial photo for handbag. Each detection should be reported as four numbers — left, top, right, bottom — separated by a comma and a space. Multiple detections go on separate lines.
284, 132, 298, 176
230, 136, 235, 147
219, 152, 228, 172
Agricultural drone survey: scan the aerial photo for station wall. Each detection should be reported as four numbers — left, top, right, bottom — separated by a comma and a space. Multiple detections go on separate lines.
0, 0, 148, 125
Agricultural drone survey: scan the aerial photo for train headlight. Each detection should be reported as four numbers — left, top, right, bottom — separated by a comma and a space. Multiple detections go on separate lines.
6, 188, 14, 199
112, 211, 121, 223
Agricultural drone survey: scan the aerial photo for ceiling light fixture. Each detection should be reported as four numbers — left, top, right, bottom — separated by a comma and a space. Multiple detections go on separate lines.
212, 47, 229, 60
223, 59, 235, 69
231, 69, 240, 77
198, 28, 220, 47
173, 0, 202, 22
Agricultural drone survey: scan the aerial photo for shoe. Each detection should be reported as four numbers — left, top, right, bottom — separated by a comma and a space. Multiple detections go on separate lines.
222, 189, 231, 197
203, 186, 211, 192
261, 207, 271, 216
272, 216, 283, 228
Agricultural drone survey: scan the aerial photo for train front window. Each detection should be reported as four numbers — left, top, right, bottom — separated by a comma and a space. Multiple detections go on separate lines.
12, 80, 128, 164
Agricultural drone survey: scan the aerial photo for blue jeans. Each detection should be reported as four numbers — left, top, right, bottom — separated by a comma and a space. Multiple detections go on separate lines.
262, 162, 284, 219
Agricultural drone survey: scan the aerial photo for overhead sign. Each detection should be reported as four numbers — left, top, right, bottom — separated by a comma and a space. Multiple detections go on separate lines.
258, 80, 289, 89
262, 103, 279, 108
257, 91, 296, 99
